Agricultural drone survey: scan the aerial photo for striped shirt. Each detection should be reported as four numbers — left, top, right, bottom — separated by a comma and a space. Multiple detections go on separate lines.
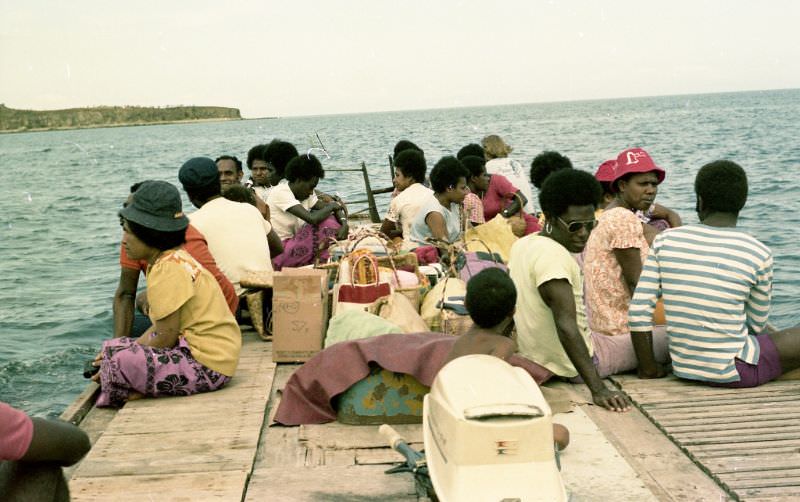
629, 224, 772, 383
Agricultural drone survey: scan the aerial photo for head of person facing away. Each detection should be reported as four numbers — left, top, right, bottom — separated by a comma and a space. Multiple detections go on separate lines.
466, 268, 517, 331
429, 156, 469, 204
284, 153, 326, 202
246, 144, 270, 187
392, 149, 427, 191
179, 157, 222, 209
481, 134, 515, 161
264, 139, 299, 187
222, 183, 257, 206
538, 168, 603, 254
694, 160, 748, 222
456, 143, 485, 161
215, 155, 243, 187
393, 139, 423, 159
530, 151, 573, 190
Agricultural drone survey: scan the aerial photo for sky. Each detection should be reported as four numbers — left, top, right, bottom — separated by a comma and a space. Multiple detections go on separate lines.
1, 0, 799, 118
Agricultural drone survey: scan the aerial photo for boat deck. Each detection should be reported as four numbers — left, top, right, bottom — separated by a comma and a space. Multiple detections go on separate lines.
63, 330, 799, 501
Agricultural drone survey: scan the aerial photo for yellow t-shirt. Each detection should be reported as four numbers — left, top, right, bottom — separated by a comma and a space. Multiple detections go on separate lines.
147, 248, 241, 376
508, 234, 593, 377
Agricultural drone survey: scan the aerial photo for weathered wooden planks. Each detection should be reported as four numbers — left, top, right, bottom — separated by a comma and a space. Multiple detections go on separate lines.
612, 374, 800, 501
68, 331, 276, 501
244, 465, 418, 501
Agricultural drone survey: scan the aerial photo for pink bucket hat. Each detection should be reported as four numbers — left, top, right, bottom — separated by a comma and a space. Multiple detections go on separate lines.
611, 148, 665, 192
594, 159, 617, 182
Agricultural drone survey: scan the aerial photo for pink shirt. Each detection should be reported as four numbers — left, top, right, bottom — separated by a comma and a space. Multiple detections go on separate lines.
0, 401, 34, 461
583, 207, 649, 336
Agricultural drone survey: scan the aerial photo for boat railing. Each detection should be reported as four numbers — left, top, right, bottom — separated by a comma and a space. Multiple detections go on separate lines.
327, 160, 394, 223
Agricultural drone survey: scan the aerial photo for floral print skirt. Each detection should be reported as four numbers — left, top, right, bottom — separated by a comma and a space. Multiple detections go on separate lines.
96, 336, 230, 408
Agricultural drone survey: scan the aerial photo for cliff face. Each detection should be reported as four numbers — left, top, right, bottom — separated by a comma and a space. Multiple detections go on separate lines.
0, 104, 242, 132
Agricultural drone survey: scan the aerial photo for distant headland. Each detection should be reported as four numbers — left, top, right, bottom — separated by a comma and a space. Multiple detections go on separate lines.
0, 104, 242, 133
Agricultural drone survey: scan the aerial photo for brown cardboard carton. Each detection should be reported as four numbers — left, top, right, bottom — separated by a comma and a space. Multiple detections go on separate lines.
272, 267, 329, 362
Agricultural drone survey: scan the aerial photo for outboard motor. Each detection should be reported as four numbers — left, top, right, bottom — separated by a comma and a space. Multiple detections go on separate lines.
423, 355, 567, 502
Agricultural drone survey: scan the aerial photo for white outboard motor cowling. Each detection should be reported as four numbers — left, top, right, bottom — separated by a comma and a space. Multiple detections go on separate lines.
423, 354, 567, 502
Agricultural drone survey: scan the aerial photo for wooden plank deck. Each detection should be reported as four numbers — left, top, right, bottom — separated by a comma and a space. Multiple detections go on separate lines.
612, 374, 800, 501
65, 330, 734, 501
68, 331, 275, 501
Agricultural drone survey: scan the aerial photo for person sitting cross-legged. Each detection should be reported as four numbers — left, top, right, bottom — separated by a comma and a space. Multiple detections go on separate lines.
630, 160, 800, 387
267, 154, 348, 269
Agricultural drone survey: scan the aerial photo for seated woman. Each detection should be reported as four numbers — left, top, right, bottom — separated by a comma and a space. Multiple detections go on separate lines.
408, 156, 469, 252
461, 155, 540, 235
481, 134, 536, 215
379, 149, 432, 247
584, 148, 678, 338
267, 154, 348, 269
94, 180, 241, 407
509, 169, 668, 412
594, 158, 681, 245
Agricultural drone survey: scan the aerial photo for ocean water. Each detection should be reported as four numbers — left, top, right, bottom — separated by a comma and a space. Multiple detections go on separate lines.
1, 89, 798, 417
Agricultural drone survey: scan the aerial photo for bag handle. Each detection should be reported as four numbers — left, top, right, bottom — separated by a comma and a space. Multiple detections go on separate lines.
348, 250, 380, 287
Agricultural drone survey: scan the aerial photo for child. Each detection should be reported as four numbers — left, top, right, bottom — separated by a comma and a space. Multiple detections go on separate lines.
443, 268, 570, 450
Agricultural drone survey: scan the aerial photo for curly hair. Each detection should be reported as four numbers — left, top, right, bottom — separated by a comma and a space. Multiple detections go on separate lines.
530, 151, 573, 189
429, 156, 468, 193
459, 155, 486, 178
264, 140, 299, 176
456, 143, 484, 160
393, 139, 423, 157
246, 144, 268, 169
695, 160, 748, 214
394, 149, 427, 183
466, 268, 516, 329
539, 169, 602, 219
285, 154, 325, 183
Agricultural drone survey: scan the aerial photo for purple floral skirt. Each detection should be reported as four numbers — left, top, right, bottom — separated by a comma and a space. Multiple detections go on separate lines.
96, 337, 230, 408
272, 216, 341, 270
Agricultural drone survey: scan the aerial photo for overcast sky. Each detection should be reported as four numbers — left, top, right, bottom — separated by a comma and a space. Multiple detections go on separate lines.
1, 1, 798, 118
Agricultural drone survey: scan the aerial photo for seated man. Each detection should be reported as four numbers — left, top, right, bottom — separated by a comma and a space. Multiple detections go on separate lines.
113, 182, 238, 339
179, 157, 282, 299
443, 268, 569, 451
379, 149, 431, 247
219, 153, 269, 219
631, 160, 800, 387
1, 401, 91, 501
509, 169, 668, 412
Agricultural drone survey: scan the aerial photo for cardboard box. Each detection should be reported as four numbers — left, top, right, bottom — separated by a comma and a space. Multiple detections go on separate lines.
272, 267, 329, 362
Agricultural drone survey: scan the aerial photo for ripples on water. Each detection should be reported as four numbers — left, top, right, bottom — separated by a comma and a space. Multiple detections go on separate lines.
0, 89, 798, 417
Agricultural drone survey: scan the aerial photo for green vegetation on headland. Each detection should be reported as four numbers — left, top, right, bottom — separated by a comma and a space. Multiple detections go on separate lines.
0, 104, 242, 132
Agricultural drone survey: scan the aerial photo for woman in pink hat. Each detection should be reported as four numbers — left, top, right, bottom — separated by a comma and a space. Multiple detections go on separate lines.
583, 148, 676, 340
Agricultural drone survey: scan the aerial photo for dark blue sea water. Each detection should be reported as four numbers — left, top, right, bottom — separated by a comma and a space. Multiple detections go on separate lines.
1, 89, 798, 417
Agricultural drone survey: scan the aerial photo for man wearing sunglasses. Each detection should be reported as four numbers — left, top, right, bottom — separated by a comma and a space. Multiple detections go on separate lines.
510, 168, 652, 413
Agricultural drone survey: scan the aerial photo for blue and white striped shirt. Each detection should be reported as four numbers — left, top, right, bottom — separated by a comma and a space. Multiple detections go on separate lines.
629, 224, 772, 383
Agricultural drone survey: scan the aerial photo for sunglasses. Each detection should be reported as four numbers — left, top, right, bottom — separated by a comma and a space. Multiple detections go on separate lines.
557, 216, 598, 233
